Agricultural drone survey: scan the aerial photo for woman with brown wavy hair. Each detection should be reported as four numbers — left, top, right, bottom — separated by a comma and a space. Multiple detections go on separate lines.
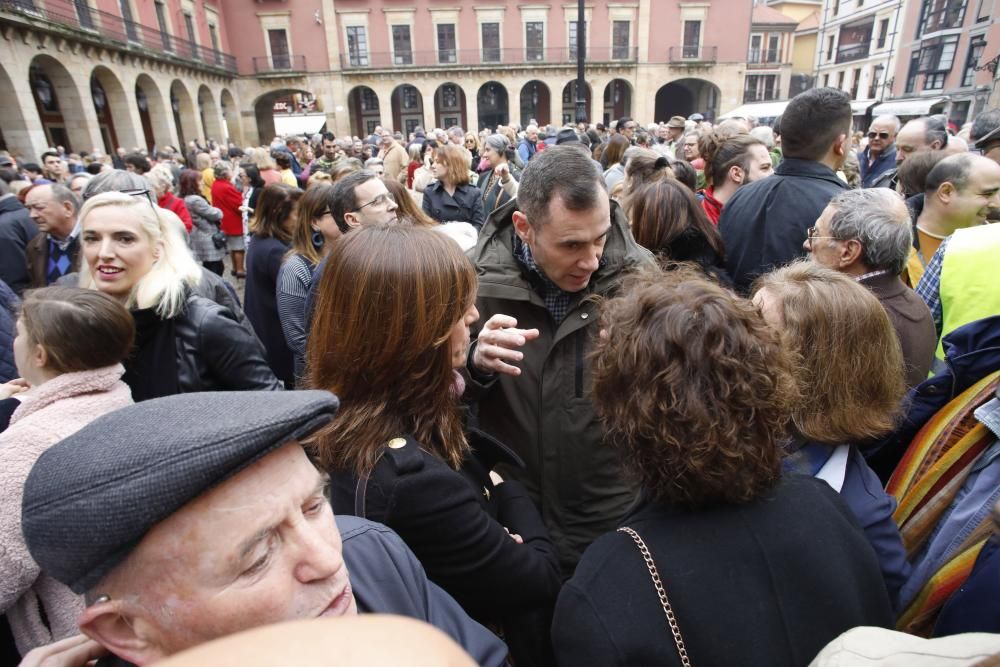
753, 261, 910, 612
552, 267, 893, 667
306, 224, 561, 663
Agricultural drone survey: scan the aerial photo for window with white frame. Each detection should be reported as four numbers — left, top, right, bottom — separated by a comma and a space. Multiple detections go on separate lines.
526, 21, 544, 61
438, 23, 457, 63
347, 26, 368, 67
612, 21, 630, 59
482, 23, 501, 62
392, 25, 412, 65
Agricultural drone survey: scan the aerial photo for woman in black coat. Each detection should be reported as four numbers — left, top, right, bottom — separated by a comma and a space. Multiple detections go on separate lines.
244, 184, 302, 388
477, 134, 520, 219
551, 268, 893, 667
307, 224, 561, 665
421, 144, 485, 230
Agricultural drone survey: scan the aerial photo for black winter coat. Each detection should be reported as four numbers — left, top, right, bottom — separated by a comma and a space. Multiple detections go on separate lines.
0, 280, 18, 382
422, 181, 486, 230
329, 429, 562, 624
0, 196, 38, 296
718, 158, 848, 293
244, 235, 294, 387
125, 294, 281, 399
552, 475, 894, 667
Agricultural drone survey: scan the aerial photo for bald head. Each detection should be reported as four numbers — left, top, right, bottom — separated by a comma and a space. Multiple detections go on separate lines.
867, 115, 899, 157
156, 616, 477, 667
924, 153, 1000, 228
896, 117, 948, 164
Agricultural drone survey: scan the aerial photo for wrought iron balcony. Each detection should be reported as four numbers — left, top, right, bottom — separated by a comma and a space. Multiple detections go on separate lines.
339, 46, 639, 70
0, 0, 237, 73
668, 46, 718, 63
252, 54, 307, 73
747, 48, 783, 68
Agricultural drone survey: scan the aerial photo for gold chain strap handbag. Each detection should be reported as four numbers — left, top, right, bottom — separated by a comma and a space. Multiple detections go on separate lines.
618, 526, 693, 667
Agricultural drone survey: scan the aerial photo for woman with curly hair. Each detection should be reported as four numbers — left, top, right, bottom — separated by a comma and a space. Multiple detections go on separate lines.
753, 261, 910, 612
552, 267, 893, 667
308, 224, 561, 664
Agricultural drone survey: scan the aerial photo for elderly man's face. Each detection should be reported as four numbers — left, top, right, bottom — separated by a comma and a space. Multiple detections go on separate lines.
513, 192, 610, 293
85, 444, 356, 662
25, 185, 74, 237
682, 135, 700, 160
380, 132, 393, 146
803, 204, 847, 270
866, 118, 897, 155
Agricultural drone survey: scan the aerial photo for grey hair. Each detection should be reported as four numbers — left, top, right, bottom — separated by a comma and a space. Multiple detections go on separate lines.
483, 134, 509, 154
44, 183, 81, 215
873, 115, 901, 133
750, 126, 775, 149
827, 189, 912, 275
82, 170, 149, 200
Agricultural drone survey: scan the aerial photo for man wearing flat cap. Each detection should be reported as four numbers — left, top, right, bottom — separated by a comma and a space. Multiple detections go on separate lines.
21, 391, 507, 666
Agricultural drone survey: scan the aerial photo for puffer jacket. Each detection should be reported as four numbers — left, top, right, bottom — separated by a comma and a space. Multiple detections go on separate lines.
468, 197, 654, 572
0, 364, 132, 654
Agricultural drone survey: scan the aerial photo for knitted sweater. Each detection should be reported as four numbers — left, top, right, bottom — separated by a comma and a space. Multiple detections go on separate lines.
0, 365, 132, 654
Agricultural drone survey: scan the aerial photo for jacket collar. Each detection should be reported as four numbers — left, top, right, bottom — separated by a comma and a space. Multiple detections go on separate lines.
858, 270, 907, 297
11, 364, 126, 424
774, 157, 846, 187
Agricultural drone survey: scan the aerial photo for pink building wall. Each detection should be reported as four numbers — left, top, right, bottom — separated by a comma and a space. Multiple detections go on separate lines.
648, 0, 754, 62
219, 0, 330, 74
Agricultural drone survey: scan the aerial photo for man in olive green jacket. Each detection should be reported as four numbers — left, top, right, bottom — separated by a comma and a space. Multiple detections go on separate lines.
466, 145, 654, 573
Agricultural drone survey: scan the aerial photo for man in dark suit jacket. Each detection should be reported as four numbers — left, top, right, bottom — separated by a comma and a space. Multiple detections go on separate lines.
720, 87, 852, 293
805, 187, 936, 388
23, 183, 81, 288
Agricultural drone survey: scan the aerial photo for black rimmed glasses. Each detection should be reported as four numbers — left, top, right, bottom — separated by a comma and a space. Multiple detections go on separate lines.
352, 192, 396, 212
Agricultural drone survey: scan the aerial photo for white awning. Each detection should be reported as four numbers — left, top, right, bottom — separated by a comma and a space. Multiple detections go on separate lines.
719, 100, 790, 120
273, 113, 327, 137
871, 97, 946, 117
851, 100, 876, 115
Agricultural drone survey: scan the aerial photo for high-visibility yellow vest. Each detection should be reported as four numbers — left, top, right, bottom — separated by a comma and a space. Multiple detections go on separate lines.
936, 223, 1000, 359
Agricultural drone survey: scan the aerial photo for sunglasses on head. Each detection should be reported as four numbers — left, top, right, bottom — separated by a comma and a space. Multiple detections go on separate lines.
868, 132, 890, 140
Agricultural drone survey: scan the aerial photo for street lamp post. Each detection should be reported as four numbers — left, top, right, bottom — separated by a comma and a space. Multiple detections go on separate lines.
575, 0, 587, 124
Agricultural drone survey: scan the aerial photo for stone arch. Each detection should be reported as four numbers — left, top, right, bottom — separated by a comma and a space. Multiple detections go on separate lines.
347, 85, 382, 138
220, 88, 243, 147
433, 82, 466, 131
134, 74, 173, 152
602, 79, 633, 126
252, 88, 322, 144
170, 79, 199, 148
0, 63, 33, 157
391, 84, 425, 136
519, 80, 551, 127
90, 66, 139, 154
560, 80, 592, 125
198, 84, 223, 143
477, 81, 509, 131
28, 54, 90, 152
654, 78, 721, 123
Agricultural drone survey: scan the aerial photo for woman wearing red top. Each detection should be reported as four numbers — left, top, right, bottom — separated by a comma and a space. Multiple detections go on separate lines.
210, 161, 246, 278
147, 164, 192, 234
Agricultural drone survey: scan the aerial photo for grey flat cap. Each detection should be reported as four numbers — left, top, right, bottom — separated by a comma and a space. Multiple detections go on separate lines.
22, 390, 339, 594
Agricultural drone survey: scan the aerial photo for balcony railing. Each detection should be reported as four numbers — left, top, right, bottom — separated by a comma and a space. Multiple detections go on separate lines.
668, 46, 718, 63
252, 54, 307, 73
339, 46, 639, 70
836, 41, 871, 63
0, 0, 237, 72
747, 48, 782, 66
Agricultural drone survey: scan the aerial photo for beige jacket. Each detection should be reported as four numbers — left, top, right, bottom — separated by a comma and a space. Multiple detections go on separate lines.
379, 141, 409, 184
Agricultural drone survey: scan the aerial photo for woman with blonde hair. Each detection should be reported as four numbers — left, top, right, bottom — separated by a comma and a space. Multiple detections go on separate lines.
463, 131, 482, 172
309, 224, 561, 663
422, 144, 485, 230
753, 261, 910, 611
195, 152, 214, 200
77, 191, 280, 400
248, 146, 282, 185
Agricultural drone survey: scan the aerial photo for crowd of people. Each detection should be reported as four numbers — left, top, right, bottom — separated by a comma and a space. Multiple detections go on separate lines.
0, 84, 999, 666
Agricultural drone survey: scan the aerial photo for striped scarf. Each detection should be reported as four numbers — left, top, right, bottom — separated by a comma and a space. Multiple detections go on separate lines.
888, 370, 1000, 636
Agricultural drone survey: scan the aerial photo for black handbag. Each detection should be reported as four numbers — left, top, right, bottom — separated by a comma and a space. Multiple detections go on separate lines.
211, 230, 227, 250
